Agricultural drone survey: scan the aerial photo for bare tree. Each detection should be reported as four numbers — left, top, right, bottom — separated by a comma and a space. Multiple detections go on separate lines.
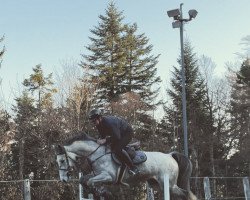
54, 59, 83, 106
198, 55, 231, 181
54, 59, 99, 131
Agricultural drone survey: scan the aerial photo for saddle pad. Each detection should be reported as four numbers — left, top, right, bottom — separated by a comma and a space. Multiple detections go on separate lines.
132, 151, 147, 164
112, 151, 147, 165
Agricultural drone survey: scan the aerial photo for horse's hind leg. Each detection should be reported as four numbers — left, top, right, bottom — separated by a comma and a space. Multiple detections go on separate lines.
170, 185, 189, 200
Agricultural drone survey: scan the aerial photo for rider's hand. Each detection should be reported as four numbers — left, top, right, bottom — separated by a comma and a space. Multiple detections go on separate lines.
97, 138, 106, 145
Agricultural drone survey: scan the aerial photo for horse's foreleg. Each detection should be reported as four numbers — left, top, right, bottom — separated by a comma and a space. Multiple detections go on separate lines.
87, 172, 113, 187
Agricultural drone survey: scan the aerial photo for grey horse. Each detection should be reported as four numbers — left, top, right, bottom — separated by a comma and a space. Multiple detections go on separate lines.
55, 133, 197, 200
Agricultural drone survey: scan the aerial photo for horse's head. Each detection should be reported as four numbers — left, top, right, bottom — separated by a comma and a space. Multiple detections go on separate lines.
54, 133, 101, 182
55, 144, 77, 182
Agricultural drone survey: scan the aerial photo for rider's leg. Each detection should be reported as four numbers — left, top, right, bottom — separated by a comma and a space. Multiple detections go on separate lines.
114, 147, 134, 168
112, 134, 140, 175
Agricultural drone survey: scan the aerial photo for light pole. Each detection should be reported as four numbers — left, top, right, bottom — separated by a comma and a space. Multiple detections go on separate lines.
167, 4, 198, 157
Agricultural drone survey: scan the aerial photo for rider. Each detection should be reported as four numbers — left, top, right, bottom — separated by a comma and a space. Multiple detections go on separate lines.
88, 108, 140, 176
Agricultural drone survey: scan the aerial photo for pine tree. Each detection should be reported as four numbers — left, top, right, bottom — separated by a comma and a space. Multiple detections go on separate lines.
11, 66, 57, 177
80, 2, 161, 111
12, 91, 37, 180
0, 109, 11, 179
80, 2, 125, 105
227, 58, 250, 176
80, 3, 162, 147
122, 23, 161, 109
23, 64, 57, 111
163, 41, 217, 177
80, 3, 161, 197
10, 67, 74, 199
21, 65, 58, 178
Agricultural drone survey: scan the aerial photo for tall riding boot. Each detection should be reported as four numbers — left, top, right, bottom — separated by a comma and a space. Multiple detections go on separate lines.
116, 150, 140, 176
116, 149, 133, 167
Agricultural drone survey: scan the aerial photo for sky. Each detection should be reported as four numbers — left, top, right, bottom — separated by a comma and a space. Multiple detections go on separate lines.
1, 0, 250, 110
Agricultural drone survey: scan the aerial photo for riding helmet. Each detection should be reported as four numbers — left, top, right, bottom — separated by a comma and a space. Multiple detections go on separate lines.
88, 109, 102, 120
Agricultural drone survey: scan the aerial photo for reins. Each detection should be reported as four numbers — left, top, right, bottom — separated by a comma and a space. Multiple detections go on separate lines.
85, 144, 103, 159
86, 144, 111, 176
60, 143, 111, 176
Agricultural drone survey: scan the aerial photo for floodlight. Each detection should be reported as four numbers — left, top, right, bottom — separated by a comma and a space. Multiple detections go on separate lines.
167, 9, 180, 18
188, 9, 198, 19
172, 21, 181, 28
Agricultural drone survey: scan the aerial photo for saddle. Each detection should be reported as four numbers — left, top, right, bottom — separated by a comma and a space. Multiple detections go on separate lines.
111, 141, 147, 165
111, 141, 147, 186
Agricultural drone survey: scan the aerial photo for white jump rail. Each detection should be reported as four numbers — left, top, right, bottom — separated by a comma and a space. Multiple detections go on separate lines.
146, 174, 170, 200
146, 181, 155, 200
204, 177, 250, 200
203, 177, 211, 200
24, 179, 31, 200
243, 177, 250, 199
1, 176, 249, 199
78, 173, 104, 200
164, 174, 170, 200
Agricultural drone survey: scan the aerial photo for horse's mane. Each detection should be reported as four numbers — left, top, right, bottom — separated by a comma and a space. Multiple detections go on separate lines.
64, 131, 96, 146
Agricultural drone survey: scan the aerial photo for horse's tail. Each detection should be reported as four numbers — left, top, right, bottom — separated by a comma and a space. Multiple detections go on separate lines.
170, 152, 197, 200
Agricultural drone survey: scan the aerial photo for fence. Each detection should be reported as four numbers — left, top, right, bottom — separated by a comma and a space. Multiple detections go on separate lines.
202, 177, 250, 200
190, 177, 250, 200
0, 176, 249, 200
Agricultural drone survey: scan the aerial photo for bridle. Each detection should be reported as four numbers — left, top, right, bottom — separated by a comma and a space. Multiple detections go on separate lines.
57, 144, 111, 176
57, 150, 76, 174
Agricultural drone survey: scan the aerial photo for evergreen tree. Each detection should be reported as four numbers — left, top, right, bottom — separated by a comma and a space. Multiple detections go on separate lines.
0, 109, 12, 181
80, 3, 162, 148
10, 67, 75, 199
12, 91, 37, 180
80, 2, 161, 111
115, 23, 161, 145
23, 64, 57, 111
20, 65, 58, 179
80, 3, 162, 198
162, 41, 218, 177
122, 23, 161, 109
80, 2, 125, 104
227, 58, 250, 176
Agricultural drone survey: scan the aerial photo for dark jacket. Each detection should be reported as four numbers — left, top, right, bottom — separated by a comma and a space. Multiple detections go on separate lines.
96, 116, 133, 144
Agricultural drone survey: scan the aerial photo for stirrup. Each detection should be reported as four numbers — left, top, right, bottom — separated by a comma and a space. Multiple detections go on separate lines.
115, 180, 130, 187
128, 167, 140, 176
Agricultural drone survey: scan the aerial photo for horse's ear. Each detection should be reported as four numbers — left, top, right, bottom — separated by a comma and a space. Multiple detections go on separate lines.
54, 144, 64, 154
81, 131, 88, 138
